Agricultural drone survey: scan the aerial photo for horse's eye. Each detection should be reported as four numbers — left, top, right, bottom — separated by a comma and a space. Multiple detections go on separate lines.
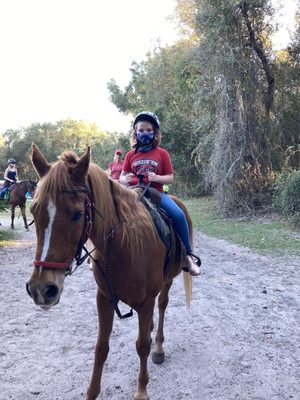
71, 210, 83, 222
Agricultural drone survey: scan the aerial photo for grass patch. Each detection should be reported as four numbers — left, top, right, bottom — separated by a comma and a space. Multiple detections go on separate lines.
0, 201, 33, 247
185, 197, 300, 257
0, 228, 18, 247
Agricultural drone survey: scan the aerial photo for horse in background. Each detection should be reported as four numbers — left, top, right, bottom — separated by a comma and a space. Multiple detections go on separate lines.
26, 144, 194, 400
8, 179, 37, 230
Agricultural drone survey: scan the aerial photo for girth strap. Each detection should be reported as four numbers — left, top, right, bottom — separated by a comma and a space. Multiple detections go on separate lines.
91, 254, 134, 320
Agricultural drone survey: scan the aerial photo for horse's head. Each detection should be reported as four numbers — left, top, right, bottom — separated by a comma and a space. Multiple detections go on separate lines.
26, 143, 91, 309
28, 179, 38, 195
24, 179, 38, 199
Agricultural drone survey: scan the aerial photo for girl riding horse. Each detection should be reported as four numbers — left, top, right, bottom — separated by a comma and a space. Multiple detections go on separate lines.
0, 158, 19, 199
26, 143, 198, 400
120, 111, 201, 276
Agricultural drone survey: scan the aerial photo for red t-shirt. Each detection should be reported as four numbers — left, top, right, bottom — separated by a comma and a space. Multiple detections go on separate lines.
122, 147, 173, 192
108, 161, 123, 180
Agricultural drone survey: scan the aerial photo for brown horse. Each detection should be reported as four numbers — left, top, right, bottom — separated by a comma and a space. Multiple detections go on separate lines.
9, 179, 37, 230
26, 144, 194, 400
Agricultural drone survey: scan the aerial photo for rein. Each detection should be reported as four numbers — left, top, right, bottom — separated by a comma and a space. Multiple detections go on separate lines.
33, 184, 133, 319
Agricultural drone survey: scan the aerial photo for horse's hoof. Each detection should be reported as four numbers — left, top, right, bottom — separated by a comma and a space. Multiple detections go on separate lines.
151, 351, 165, 365
86, 384, 100, 400
86, 389, 100, 400
134, 392, 149, 400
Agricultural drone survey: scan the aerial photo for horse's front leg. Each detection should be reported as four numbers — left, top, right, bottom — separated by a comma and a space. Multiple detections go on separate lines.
20, 205, 29, 230
135, 298, 155, 400
10, 205, 15, 229
87, 288, 114, 400
152, 280, 173, 365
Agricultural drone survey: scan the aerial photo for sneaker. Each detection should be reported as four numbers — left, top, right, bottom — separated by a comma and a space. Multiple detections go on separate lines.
186, 255, 201, 276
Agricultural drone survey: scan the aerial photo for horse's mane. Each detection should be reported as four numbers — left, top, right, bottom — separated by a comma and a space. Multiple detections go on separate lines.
89, 163, 158, 254
15, 180, 29, 187
33, 151, 157, 254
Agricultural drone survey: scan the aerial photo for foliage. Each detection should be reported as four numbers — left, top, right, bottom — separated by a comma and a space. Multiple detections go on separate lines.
185, 197, 300, 256
0, 120, 130, 179
108, 0, 291, 209
191, 0, 278, 213
1, 0, 300, 219
108, 39, 207, 196
273, 170, 300, 226
272, 18, 300, 171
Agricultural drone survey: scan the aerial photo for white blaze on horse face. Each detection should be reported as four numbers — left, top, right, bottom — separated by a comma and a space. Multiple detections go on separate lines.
41, 199, 57, 261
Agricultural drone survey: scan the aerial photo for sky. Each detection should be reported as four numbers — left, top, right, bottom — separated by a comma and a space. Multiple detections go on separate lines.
273, 0, 298, 49
0, 0, 297, 135
0, 0, 177, 134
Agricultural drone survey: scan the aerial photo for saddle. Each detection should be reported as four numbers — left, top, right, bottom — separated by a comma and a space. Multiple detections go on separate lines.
8, 183, 15, 194
130, 180, 185, 277
4, 182, 17, 201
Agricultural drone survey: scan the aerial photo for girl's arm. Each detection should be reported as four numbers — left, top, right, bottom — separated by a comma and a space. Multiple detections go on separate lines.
4, 168, 13, 182
147, 173, 174, 185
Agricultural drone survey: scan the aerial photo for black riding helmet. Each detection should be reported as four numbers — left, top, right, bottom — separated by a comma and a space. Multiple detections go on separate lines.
133, 111, 160, 129
7, 158, 16, 165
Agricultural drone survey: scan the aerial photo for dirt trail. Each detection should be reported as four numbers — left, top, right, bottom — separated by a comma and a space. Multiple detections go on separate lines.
0, 215, 299, 400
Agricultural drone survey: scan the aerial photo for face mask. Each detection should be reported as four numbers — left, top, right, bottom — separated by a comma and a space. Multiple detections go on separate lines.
136, 131, 155, 145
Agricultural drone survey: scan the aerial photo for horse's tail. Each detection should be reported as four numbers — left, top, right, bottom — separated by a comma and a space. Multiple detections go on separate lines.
183, 271, 192, 307
169, 195, 194, 307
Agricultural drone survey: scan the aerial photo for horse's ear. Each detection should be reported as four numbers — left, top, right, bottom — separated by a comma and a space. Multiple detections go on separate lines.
70, 147, 90, 184
31, 143, 50, 177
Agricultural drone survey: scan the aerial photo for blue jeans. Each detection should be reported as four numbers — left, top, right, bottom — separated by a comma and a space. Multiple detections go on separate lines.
160, 193, 192, 254
0, 186, 8, 199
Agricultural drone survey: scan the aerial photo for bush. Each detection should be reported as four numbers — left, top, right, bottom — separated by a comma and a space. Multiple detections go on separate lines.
273, 170, 300, 217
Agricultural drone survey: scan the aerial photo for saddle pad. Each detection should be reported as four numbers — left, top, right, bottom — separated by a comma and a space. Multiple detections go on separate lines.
141, 196, 172, 249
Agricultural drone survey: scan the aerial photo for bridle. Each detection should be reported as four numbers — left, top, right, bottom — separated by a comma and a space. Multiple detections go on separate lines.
32, 184, 133, 319
33, 187, 93, 275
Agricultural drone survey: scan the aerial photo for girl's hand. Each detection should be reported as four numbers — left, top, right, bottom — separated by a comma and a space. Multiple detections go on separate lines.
125, 173, 134, 183
124, 173, 139, 185
147, 172, 159, 182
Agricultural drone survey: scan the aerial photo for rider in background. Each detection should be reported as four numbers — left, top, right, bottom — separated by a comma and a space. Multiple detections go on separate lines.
107, 149, 124, 181
0, 158, 19, 199
119, 111, 201, 276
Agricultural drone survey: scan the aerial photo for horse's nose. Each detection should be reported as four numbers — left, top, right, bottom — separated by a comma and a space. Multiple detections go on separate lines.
42, 283, 59, 300
26, 281, 32, 297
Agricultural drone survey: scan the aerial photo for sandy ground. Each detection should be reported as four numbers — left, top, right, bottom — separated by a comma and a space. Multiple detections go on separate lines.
0, 213, 299, 400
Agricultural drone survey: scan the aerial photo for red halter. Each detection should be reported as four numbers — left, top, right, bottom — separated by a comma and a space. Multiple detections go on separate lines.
33, 260, 71, 269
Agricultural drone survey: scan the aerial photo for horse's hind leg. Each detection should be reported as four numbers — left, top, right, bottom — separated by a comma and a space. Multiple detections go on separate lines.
20, 205, 29, 230
10, 205, 15, 229
87, 289, 114, 400
152, 279, 173, 365
135, 298, 155, 400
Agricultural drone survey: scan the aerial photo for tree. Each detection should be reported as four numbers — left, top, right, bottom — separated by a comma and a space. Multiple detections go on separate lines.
108, 39, 205, 195
1, 120, 128, 179
272, 9, 300, 170
189, 0, 277, 212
